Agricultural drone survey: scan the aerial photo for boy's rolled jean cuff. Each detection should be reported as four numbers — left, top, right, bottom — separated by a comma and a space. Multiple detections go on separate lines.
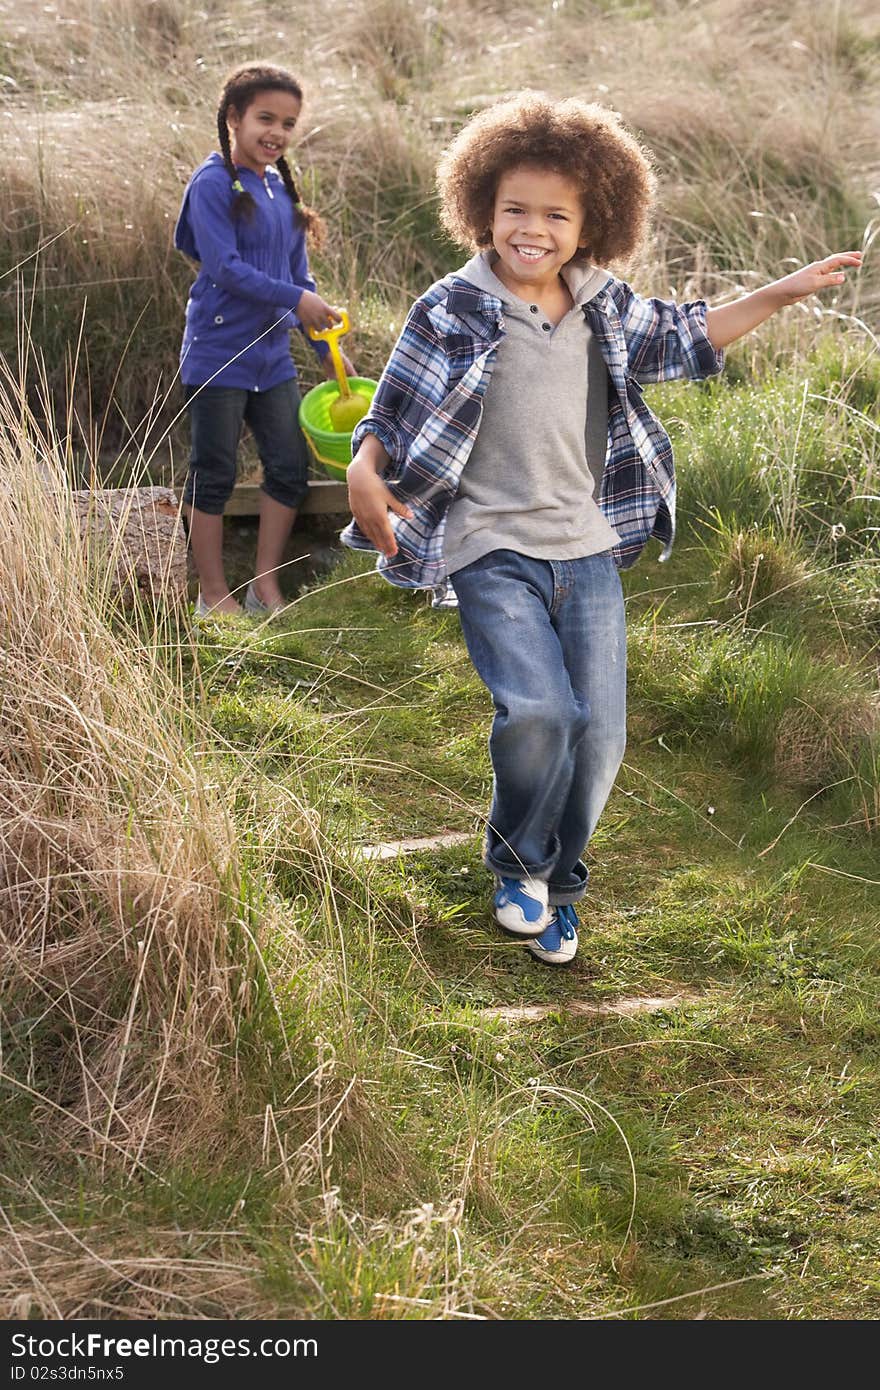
547, 860, 590, 906
483, 828, 560, 887
483, 835, 590, 906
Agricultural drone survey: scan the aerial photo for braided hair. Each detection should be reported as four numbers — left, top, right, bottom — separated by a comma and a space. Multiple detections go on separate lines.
217, 63, 325, 247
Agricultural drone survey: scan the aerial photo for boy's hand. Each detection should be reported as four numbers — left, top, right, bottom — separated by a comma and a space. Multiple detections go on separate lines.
297, 291, 342, 333
348, 452, 413, 559
707, 250, 863, 348
773, 251, 863, 306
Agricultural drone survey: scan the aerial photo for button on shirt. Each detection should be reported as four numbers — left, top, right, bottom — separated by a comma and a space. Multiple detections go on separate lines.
443, 255, 621, 575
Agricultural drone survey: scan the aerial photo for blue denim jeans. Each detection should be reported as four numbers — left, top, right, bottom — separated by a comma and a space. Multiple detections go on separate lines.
184, 379, 310, 514
450, 549, 626, 904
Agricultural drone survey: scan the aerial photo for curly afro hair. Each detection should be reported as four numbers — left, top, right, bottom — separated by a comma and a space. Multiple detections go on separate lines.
436, 91, 656, 267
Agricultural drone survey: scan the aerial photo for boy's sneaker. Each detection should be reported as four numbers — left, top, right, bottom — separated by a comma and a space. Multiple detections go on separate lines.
493, 876, 550, 938
527, 904, 579, 966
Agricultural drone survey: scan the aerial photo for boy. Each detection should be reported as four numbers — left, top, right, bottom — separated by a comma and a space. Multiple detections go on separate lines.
342, 91, 861, 966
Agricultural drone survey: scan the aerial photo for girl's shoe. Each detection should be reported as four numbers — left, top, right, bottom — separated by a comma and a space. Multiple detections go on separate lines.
493, 876, 550, 937
527, 904, 579, 966
244, 582, 269, 614
193, 594, 242, 621
245, 582, 288, 616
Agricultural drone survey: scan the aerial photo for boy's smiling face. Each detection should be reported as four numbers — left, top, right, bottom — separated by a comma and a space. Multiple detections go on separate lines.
490, 165, 588, 299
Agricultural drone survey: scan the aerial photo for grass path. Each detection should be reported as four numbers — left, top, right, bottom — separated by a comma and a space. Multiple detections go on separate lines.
194, 521, 879, 1319
4, 355, 875, 1318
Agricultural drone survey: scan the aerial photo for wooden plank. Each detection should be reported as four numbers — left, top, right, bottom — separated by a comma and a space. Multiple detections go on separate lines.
224, 480, 350, 517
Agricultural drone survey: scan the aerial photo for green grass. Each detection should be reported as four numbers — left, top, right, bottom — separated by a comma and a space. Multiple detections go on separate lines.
651, 351, 880, 554
49, 385, 869, 1317
3, 0, 879, 1320
7, 349, 876, 1319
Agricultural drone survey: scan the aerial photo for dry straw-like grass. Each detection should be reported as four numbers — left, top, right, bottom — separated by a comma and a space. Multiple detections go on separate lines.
3, 0, 877, 438
0, 359, 260, 1171
0, 1211, 266, 1319
773, 697, 879, 791
0, 345, 428, 1313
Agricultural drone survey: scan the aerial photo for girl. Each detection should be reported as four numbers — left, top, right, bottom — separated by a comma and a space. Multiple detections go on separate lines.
175, 62, 348, 616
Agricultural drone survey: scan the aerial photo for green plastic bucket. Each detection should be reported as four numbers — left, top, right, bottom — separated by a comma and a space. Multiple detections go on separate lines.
298, 378, 378, 482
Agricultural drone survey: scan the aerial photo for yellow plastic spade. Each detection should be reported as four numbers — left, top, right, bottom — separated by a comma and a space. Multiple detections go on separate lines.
308, 309, 370, 433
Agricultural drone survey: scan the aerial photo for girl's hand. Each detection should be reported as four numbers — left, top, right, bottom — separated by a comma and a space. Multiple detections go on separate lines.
321, 351, 356, 380
774, 251, 863, 306
347, 453, 413, 559
298, 291, 342, 333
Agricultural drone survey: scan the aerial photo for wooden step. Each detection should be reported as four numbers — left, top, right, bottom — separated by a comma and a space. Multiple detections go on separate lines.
225, 480, 349, 517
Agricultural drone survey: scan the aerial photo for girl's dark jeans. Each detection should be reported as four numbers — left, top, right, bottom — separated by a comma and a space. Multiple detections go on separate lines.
183, 379, 310, 514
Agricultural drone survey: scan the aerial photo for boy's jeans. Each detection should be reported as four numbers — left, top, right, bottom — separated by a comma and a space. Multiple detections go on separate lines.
450, 549, 626, 905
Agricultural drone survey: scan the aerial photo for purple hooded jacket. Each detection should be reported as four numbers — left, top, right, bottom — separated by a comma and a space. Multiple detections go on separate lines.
174, 153, 325, 390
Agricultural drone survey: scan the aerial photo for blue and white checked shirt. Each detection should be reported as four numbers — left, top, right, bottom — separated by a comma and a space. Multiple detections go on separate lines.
341, 265, 724, 588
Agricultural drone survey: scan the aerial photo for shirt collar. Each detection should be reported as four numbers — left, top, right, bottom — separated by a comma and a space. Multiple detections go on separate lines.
451, 249, 610, 313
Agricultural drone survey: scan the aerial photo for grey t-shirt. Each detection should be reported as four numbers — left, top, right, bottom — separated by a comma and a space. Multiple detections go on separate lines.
443, 251, 620, 575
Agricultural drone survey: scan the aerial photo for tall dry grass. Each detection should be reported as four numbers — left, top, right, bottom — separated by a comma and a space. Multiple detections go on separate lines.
3, 0, 877, 457
0, 355, 262, 1172
0, 344, 422, 1314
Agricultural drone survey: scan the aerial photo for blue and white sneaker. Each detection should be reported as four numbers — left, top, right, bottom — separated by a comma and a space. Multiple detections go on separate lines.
493, 876, 550, 938
527, 904, 579, 966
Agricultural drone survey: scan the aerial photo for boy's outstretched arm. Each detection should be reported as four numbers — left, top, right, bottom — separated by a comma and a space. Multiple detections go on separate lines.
706, 252, 863, 349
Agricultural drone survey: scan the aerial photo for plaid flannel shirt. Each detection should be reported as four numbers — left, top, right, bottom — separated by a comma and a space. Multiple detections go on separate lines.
341, 272, 725, 588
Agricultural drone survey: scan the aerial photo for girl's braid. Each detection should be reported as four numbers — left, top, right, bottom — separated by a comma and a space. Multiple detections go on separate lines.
216, 103, 256, 220
276, 155, 326, 248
